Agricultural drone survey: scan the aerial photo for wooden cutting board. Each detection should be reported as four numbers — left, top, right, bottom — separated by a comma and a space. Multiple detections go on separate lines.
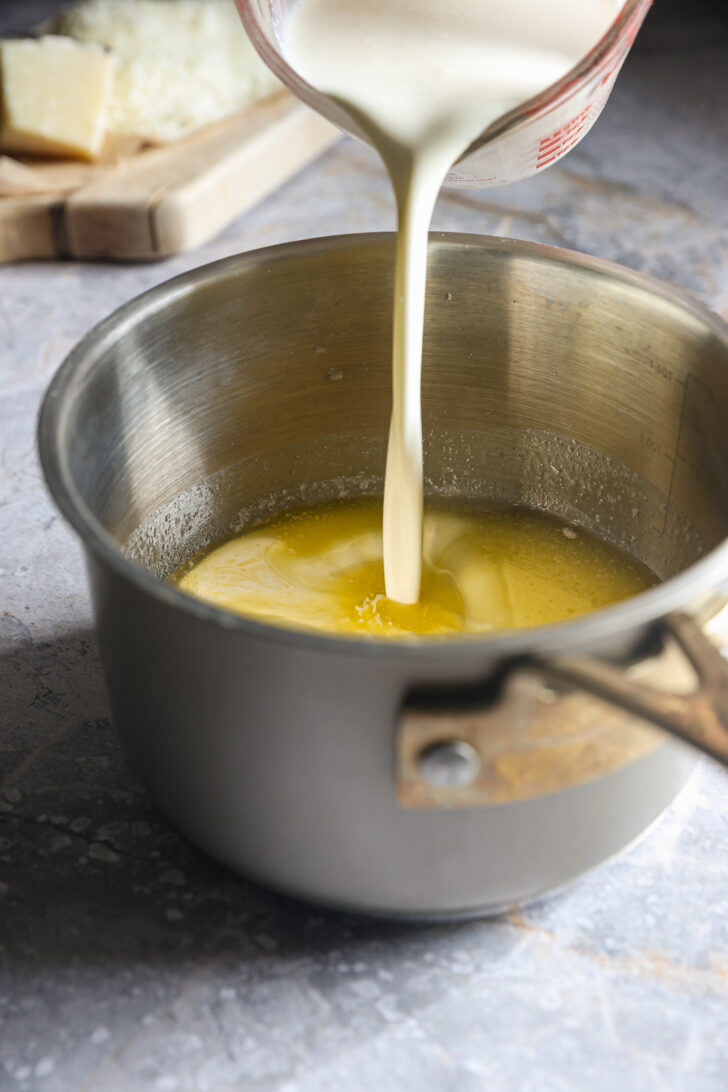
0, 93, 338, 263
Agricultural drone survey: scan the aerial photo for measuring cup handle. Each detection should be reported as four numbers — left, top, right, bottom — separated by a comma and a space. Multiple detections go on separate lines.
535, 612, 728, 767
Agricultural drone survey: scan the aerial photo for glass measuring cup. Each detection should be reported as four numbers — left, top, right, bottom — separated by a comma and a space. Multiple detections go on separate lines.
236, 0, 652, 187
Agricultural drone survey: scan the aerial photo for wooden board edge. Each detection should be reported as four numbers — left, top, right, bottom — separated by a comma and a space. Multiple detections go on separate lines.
151, 108, 339, 257
0, 196, 63, 262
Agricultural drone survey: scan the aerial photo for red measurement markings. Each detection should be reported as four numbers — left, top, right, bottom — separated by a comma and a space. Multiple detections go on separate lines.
536, 105, 593, 169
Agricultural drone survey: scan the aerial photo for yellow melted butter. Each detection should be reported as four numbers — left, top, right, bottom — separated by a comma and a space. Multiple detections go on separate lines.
172, 499, 656, 638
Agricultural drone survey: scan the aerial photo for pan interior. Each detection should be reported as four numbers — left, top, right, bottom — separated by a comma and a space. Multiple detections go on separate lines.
125, 427, 704, 586
54, 238, 727, 594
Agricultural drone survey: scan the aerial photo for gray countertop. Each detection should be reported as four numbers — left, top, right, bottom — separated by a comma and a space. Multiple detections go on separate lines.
2, 3, 728, 1090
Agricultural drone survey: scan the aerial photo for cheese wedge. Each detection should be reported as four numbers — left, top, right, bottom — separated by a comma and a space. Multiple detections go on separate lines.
0, 36, 114, 161
52, 0, 282, 143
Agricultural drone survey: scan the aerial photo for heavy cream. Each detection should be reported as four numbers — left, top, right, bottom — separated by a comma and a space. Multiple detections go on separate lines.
283, 0, 623, 603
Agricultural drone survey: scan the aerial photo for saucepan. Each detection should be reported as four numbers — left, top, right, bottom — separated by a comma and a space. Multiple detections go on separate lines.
38, 234, 728, 917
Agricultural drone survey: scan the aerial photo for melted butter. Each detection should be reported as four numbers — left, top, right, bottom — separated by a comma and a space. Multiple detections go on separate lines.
172, 499, 656, 639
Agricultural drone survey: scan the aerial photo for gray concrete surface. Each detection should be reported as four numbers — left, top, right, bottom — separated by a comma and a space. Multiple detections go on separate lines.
1, 2, 728, 1090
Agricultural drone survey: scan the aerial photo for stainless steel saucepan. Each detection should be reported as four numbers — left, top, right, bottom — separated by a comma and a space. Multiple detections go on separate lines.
39, 234, 728, 918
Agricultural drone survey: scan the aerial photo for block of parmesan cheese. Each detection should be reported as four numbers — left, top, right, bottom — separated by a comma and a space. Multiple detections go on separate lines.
0, 36, 114, 161
52, 0, 282, 143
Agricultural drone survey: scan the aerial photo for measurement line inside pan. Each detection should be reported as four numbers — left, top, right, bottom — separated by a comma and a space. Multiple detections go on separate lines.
662, 378, 688, 535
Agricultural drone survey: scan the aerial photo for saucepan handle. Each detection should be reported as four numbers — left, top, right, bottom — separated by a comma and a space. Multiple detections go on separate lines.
533, 612, 728, 767
396, 612, 728, 810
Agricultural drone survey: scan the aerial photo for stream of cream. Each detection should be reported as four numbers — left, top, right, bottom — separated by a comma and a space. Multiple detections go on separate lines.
283, 0, 622, 603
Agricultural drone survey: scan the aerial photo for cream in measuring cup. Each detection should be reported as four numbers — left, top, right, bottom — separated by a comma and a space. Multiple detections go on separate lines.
283, 0, 624, 603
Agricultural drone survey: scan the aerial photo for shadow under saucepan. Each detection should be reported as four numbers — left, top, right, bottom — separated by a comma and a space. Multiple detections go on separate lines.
0, 626, 522, 963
